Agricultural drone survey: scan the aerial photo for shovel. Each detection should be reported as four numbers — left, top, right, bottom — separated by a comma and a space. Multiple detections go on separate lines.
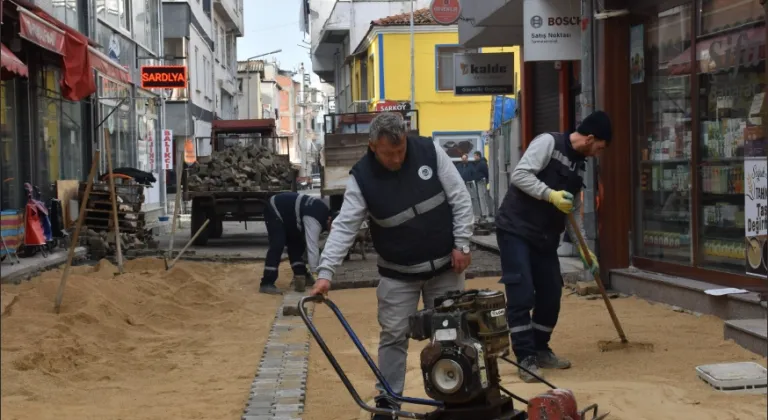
567, 213, 654, 352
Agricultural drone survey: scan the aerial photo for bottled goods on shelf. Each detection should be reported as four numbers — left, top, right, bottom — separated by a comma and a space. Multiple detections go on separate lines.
701, 165, 743, 194
703, 239, 744, 262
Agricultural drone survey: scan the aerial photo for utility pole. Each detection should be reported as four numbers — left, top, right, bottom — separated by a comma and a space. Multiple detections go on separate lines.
580, 0, 597, 251
409, 0, 415, 110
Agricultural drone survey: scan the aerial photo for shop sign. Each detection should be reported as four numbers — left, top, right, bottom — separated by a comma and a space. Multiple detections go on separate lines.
147, 129, 156, 170
18, 8, 65, 55
162, 129, 174, 171
429, 0, 461, 25
453, 52, 515, 95
141, 66, 188, 89
744, 158, 767, 278
523, 0, 582, 62
375, 100, 411, 112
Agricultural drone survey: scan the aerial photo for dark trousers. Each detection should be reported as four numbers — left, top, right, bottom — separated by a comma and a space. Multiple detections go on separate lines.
261, 206, 308, 286
496, 230, 563, 362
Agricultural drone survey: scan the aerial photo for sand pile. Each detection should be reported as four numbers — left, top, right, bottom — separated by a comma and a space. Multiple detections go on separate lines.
1, 258, 290, 420
303, 278, 767, 420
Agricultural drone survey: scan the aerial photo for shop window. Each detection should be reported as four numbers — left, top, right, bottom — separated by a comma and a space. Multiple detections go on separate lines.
635, 5, 694, 266
436, 45, 477, 91
98, 76, 133, 171
696, 0, 766, 273
0, 81, 22, 210
699, 0, 764, 36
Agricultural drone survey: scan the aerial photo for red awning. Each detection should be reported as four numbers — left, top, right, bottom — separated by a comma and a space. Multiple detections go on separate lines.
89, 46, 132, 85
212, 119, 277, 135
14, 1, 103, 100
1, 43, 29, 79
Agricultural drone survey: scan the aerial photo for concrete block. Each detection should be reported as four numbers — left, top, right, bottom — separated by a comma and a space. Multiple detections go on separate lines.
575, 281, 600, 296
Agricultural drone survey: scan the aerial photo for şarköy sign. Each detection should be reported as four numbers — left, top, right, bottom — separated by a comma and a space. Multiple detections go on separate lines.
141, 66, 188, 89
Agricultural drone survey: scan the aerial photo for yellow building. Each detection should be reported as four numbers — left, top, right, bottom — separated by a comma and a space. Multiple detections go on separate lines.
348, 8, 520, 159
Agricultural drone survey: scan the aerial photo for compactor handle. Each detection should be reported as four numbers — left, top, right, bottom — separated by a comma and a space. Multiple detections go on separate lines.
297, 295, 443, 419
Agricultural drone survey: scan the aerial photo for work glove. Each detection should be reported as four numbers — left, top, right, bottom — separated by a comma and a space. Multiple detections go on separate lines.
548, 190, 574, 214
578, 246, 600, 276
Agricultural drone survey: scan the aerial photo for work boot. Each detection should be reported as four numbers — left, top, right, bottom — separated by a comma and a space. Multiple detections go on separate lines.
305, 272, 316, 287
259, 284, 283, 295
371, 398, 398, 420
537, 350, 572, 369
293, 275, 306, 292
518, 356, 544, 383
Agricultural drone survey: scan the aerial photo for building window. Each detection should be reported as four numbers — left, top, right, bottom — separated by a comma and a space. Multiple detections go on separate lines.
133, 0, 160, 52
195, 47, 200, 91
237, 78, 243, 92
631, 0, 768, 276
96, 0, 130, 32
433, 132, 482, 162
436, 45, 477, 91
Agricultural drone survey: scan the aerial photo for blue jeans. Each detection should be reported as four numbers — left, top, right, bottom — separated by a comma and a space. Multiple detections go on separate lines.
496, 230, 563, 361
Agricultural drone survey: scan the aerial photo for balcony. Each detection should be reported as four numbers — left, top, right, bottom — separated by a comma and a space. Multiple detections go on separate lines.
311, 0, 351, 81
458, 0, 524, 48
214, 0, 244, 37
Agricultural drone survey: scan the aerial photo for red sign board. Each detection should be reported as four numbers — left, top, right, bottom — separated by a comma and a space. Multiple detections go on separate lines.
429, 0, 461, 25
375, 100, 411, 112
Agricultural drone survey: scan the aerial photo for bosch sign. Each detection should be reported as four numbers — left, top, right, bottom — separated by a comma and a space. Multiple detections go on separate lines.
547, 16, 581, 26
523, 0, 582, 61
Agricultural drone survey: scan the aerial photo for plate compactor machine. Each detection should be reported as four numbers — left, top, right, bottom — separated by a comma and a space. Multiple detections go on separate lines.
298, 289, 608, 420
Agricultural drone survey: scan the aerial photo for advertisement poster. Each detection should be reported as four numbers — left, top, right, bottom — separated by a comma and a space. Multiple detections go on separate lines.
162, 129, 174, 171
744, 158, 767, 278
630, 25, 645, 84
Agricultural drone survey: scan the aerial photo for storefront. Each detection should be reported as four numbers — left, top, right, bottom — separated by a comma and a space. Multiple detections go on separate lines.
598, 0, 768, 288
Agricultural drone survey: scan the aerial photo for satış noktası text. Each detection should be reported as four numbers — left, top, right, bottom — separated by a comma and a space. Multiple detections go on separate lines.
747, 201, 767, 234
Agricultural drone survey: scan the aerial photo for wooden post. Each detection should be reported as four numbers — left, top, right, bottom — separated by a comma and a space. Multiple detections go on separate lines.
103, 130, 123, 272
54, 151, 100, 314
167, 218, 209, 270
168, 145, 184, 257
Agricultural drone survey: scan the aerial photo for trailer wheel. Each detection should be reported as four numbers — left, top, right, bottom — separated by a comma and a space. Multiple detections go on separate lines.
210, 217, 223, 239
191, 200, 210, 246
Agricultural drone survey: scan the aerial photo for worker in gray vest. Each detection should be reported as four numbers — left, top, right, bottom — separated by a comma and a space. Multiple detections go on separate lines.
495, 110, 612, 383
310, 112, 474, 419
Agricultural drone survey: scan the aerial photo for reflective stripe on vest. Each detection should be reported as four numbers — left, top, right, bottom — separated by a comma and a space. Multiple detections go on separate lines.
377, 254, 452, 274
369, 191, 447, 229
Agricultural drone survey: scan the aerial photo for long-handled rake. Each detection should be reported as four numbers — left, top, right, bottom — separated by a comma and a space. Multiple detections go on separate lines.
567, 213, 654, 352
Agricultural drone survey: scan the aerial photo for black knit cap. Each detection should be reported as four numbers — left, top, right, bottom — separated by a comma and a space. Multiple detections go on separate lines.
577, 110, 612, 142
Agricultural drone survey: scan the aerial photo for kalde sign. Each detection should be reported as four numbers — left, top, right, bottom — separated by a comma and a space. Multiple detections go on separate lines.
453, 52, 515, 96
430, 0, 461, 25
523, 0, 582, 62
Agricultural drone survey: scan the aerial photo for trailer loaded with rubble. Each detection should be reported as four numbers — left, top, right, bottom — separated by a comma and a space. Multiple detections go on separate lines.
183, 119, 297, 246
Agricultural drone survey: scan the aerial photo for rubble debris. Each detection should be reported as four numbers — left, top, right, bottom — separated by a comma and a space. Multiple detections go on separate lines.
187, 144, 294, 192
575, 281, 600, 296
80, 228, 158, 260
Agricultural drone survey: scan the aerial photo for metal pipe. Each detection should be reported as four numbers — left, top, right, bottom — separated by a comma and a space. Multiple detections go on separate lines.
580, 0, 597, 249
409, 0, 415, 110
158, 0, 168, 216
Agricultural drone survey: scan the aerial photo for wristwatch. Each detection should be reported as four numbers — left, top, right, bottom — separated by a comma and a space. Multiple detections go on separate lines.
457, 245, 471, 255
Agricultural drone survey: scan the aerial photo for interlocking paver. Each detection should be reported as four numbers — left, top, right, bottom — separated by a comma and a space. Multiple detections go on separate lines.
243, 291, 314, 420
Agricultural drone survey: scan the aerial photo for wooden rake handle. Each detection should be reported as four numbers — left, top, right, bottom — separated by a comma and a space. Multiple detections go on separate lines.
566, 213, 628, 343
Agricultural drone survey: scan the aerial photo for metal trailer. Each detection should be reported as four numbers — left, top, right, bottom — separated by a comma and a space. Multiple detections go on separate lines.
320, 110, 419, 212
182, 119, 298, 246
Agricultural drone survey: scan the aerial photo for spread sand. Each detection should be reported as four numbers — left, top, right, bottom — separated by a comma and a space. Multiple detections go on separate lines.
1, 258, 291, 420
304, 277, 767, 420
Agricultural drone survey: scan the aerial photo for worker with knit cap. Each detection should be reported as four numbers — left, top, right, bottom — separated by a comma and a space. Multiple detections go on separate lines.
495, 110, 612, 383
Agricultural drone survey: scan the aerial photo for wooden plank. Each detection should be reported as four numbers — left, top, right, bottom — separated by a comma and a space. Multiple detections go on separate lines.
56, 180, 80, 229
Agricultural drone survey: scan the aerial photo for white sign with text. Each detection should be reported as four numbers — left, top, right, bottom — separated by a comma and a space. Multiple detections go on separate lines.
523, 0, 582, 62
453, 53, 515, 96
162, 129, 174, 171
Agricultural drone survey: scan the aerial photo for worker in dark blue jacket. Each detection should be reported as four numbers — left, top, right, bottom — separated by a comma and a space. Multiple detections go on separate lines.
260, 192, 331, 295
456, 153, 476, 182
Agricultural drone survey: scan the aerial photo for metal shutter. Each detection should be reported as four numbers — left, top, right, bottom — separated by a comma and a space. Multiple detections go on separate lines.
532, 62, 560, 135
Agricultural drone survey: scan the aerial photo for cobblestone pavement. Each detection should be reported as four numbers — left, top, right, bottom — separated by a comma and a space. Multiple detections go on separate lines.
330, 249, 502, 290
243, 292, 312, 420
